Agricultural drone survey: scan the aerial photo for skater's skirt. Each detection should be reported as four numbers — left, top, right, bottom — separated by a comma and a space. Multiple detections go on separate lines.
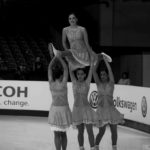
48, 105, 72, 131
72, 105, 98, 126
96, 106, 124, 127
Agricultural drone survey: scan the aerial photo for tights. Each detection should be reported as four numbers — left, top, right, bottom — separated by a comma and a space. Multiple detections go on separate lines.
54, 131, 67, 150
77, 123, 95, 148
95, 124, 117, 146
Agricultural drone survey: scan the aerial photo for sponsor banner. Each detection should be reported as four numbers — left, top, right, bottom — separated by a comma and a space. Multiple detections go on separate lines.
88, 84, 150, 125
0, 80, 51, 110
0, 80, 149, 125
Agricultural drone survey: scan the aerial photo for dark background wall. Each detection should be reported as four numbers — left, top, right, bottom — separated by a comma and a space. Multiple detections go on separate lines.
0, 0, 150, 86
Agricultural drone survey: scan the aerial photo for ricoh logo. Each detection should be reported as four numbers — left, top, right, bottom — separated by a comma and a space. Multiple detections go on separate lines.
0, 86, 28, 97
89, 91, 99, 109
0, 86, 29, 108
141, 96, 147, 118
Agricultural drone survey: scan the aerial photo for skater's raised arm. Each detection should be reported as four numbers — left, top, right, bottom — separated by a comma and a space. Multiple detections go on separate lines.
93, 55, 102, 85
103, 55, 114, 84
86, 56, 94, 84
48, 57, 57, 83
59, 56, 68, 82
68, 64, 77, 82
48, 43, 54, 59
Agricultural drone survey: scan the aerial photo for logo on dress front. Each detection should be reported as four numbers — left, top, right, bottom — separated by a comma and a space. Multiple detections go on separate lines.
89, 91, 98, 109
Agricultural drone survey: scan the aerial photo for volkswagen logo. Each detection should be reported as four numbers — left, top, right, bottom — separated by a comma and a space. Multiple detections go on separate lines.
89, 91, 99, 109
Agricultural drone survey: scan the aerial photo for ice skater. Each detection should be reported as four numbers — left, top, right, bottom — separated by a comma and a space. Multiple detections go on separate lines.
62, 12, 96, 70
93, 54, 124, 150
48, 12, 112, 70
48, 54, 72, 150
67, 55, 98, 150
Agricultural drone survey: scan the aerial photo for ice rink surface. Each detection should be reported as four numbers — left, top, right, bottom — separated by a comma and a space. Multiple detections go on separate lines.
0, 115, 150, 150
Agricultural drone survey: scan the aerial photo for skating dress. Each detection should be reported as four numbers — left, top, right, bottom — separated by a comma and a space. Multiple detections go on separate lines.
48, 81, 72, 131
96, 82, 124, 127
72, 80, 98, 127
63, 26, 96, 70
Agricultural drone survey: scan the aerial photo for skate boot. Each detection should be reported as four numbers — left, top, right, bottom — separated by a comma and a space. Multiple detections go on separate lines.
95, 145, 99, 150
112, 145, 117, 150
91, 147, 96, 150
79, 146, 85, 150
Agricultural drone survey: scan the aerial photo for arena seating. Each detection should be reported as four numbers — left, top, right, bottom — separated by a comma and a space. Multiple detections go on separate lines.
0, 35, 51, 80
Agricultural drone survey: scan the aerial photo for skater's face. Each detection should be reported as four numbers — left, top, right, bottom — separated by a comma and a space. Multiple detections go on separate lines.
76, 69, 86, 82
100, 71, 108, 82
68, 14, 78, 26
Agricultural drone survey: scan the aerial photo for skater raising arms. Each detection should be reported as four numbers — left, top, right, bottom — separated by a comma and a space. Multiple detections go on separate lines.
93, 55, 124, 150
68, 57, 98, 150
48, 55, 72, 150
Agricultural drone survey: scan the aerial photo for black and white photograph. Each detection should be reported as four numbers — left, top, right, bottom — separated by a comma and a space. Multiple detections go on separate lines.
0, 0, 150, 150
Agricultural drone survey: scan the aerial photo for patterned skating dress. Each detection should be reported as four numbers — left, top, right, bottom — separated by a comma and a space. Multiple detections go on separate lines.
48, 81, 72, 131
72, 80, 98, 127
63, 26, 96, 70
96, 82, 124, 127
